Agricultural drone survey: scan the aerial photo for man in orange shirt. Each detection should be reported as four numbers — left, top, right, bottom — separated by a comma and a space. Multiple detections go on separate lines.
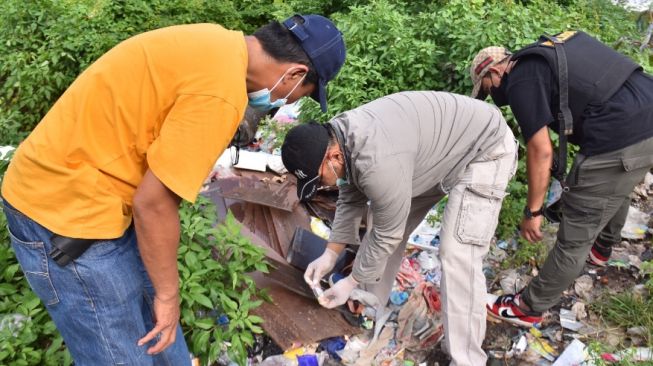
1, 15, 345, 365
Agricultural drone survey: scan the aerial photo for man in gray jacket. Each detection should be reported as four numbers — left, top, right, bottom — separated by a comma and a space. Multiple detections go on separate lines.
281, 91, 517, 365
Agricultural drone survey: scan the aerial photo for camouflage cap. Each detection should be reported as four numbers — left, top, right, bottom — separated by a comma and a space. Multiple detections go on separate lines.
470, 46, 512, 99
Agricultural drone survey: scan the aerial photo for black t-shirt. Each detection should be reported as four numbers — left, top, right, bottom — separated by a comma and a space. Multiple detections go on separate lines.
505, 55, 653, 155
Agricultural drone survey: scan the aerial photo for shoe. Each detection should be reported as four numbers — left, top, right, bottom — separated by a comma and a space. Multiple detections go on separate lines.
486, 293, 543, 328
587, 241, 611, 267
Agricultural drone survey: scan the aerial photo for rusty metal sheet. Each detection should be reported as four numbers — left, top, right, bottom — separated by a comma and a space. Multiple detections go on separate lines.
205, 173, 297, 212
251, 271, 359, 350
267, 207, 309, 259
265, 258, 315, 299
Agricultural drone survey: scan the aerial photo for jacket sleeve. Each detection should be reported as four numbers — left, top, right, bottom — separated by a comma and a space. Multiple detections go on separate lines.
351, 155, 413, 283
328, 183, 368, 245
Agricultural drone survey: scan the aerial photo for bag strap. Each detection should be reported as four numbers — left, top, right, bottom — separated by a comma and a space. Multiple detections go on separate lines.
543, 34, 573, 191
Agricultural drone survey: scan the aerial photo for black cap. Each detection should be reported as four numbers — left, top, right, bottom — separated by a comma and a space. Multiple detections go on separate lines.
281, 122, 330, 201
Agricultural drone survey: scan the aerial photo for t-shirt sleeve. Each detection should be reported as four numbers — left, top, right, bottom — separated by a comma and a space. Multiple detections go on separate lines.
147, 94, 240, 202
507, 56, 556, 142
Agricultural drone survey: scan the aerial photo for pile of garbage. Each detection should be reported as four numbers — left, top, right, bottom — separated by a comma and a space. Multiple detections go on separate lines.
199, 109, 653, 365
481, 171, 653, 366
245, 213, 446, 366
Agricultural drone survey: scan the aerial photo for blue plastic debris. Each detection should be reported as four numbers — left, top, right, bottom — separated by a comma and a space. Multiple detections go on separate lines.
430, 235, 440, 246
319, 336, 346, 361
329, 272, 346, 285
390, 291, 409, 306
297, 355, 319, 366
216, 314, 229, 326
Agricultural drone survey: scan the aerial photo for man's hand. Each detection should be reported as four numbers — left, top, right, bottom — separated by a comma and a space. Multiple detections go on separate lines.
522, 126, 553, 244
138, 294, 180, 354
133, 170, 182, 354
520, 215, 544, 243
304, 248, 339, 287
318, 275, 358, 309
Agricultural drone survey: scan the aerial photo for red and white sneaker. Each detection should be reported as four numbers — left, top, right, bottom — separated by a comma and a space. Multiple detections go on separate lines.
486, 293, 543, 328
587, 242, 611, 267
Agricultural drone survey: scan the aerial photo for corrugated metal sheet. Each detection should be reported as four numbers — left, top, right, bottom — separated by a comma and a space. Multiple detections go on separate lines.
204, 170, 358, 349
250, 272, 359, 350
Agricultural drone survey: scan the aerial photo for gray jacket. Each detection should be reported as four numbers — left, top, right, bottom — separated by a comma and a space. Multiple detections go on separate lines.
328, 91, 509, 283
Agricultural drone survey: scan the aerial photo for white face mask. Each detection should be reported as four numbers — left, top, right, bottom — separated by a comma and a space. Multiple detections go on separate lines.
328, 160, 348, 187
247, 68, 307, 112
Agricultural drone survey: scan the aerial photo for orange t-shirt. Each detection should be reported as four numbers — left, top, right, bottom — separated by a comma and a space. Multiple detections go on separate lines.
1, 24, 248, 239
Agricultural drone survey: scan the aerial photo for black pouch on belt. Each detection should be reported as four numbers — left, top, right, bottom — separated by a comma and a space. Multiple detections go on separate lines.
49, 235, 96, 267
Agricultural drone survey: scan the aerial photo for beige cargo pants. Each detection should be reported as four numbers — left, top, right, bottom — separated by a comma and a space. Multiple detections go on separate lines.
361, 131, 517, 366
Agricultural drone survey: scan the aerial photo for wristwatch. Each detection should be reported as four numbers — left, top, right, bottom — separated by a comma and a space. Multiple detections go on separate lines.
523, 206, 544, 219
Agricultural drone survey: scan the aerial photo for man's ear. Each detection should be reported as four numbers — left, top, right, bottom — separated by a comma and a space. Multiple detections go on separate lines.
286, 65, 308, 81
328, 145, 345, 165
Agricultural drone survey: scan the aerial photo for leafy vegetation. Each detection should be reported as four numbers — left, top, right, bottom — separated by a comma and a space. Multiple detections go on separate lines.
178, 197, 269, 365
1, 0, 652, 364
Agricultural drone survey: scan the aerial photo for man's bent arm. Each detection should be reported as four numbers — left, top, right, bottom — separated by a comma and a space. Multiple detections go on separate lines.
133, 169, 182, 301
522, 126, 553, 242
133, 169, 183, 354
525, 127, 553, 211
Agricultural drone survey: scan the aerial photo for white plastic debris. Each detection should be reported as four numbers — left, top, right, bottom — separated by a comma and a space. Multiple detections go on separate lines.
233, 150, 270, 172
573, 275, 593, 301
499, 269, 529, 294
547, 180, 563, 206
417, 250, 440, 271
603, 347, 653, 362
552, 339, 587, 366
0, 313, 29, 336
267, 154, 288, 175
310, 217, 331, 240
644, 172, 653, 189
0, 146, 15, 160
559, 308, 583, 332
407, 219, 441, 252
508, 335, 528, 357
571, 302, 587, 320
621, 206, 649, 240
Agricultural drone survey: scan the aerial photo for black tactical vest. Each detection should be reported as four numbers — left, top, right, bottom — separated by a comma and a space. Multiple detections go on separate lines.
512, 31, 641, 124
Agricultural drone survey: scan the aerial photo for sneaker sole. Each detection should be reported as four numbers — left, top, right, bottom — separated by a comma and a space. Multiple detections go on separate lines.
486, 307, 539, 328
587, 251, 607, 267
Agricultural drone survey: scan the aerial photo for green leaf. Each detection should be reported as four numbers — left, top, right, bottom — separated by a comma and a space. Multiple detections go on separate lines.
220, 294, 238, 311
247, 315, 264, 324
192, 293, 213, 309
194, 318, 214, 330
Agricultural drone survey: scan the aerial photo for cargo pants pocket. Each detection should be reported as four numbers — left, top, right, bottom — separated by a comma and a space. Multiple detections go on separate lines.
8, 228, 60, 306
455, 185, 507, 246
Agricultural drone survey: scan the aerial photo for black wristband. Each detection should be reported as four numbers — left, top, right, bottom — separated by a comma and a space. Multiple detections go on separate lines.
523, 206, 544, 219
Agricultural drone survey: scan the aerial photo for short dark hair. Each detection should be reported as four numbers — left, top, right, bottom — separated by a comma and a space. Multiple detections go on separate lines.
253, 17, 318, 86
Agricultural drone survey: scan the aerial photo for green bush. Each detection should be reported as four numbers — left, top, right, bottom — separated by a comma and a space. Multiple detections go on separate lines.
299, 0, 441, 121
0, 210, 73, 366
2, 1, 652, 364
177, 197, 269, 365
0, 0, 295, 145
300, 0, 651, 240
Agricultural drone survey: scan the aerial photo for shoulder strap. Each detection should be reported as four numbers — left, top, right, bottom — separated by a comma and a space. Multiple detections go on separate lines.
542, 33, 573, 190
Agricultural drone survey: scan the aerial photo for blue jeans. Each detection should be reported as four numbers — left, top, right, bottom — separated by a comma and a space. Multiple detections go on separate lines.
2, 199, 191, 366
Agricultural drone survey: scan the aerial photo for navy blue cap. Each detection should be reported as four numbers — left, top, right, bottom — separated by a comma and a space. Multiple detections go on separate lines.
281, 122, 330, 201
283, 14, 346, 112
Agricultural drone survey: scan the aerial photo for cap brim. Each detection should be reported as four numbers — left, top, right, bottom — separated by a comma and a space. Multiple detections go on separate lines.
297, 174, 321, 202
310, 79, 328, 112
471, 81, 487, 100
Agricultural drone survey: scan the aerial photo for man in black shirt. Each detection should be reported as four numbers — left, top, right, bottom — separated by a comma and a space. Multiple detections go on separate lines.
469, 35, 653, 328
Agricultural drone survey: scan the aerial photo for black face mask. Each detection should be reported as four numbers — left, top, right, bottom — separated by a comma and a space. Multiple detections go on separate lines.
489, 80, 509, 107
